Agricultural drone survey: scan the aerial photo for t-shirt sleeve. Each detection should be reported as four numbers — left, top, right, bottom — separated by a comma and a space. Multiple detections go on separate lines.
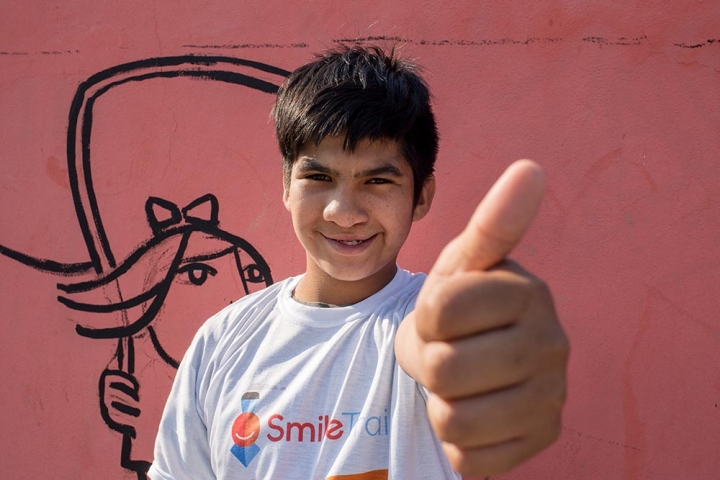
148, 335, 215, 480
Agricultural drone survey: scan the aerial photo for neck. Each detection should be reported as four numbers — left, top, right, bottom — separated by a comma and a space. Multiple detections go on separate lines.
293, 263, 397, 306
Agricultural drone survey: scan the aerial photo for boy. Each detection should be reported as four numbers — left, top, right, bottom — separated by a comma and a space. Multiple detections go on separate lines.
149, 45, 568, 479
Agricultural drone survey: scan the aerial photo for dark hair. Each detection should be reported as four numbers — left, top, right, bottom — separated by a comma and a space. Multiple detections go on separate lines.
272, 44, 438, 205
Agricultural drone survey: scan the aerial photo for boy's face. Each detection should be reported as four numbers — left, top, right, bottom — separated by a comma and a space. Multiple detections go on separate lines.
283, 136, 434, 300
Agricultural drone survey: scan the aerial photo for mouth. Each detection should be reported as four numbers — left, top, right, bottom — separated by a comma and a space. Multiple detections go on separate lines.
326, 234, 376, 245
235, 431, 256, 441
337, 239, 366, 246
323, 234, 377, 252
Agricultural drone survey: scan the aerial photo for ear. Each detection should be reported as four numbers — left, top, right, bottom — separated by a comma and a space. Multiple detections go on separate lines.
412, 174, 435, 222
282, 162, 294, 212
283, 179, 291, 212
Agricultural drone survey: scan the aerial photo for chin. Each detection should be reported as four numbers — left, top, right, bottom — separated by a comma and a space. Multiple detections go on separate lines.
319, 261, 394, 284
324, 267, 377, 283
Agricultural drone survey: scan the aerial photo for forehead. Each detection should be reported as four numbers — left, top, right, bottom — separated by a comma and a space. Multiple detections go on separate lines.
295, 136, 410, 172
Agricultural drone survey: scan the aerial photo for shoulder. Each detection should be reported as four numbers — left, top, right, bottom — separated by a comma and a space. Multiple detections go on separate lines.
376, 267, 427, 321
395, 267, 426, 293
208, 277, 294, 331
396, 266, 426, 295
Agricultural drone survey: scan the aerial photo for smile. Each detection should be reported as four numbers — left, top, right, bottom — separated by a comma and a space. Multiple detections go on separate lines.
323, 234, 377, 253
326, 234, 376, 244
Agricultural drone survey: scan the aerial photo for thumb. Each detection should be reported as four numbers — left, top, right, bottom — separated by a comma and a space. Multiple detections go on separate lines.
430, 159, 546, 276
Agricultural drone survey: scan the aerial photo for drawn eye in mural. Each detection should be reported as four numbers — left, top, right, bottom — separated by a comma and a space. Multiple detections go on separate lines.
0, 55, 289, 479
177, 262, 217, 285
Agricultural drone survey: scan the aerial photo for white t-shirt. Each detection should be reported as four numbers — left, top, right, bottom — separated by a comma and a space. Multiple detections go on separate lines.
149, 268, 460, 480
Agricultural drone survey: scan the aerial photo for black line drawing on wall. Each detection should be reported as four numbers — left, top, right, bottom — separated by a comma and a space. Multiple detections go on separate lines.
0, 56, 289, 479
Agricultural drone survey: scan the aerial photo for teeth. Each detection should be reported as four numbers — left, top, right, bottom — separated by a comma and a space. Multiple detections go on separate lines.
340, 240, 363, 245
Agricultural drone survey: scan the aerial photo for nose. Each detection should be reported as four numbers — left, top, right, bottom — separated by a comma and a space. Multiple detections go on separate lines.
323, 187, 369, 228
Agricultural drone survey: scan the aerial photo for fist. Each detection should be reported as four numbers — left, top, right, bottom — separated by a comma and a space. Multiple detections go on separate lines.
396, 160, 569, 476
99, 369, 141, 437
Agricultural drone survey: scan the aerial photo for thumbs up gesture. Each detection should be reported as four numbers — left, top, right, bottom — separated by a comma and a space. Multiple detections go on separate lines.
396, 160, 569, 476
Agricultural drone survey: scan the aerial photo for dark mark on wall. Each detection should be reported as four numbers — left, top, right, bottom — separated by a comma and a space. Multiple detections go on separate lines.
562, 426, 642, 452
0, 50, 80, 55
372, 32, 720, 50
675, 39, 719, 48
582, 35, 648, 46
339, 34, 716, 48
183, 42, 309, 49
334, 35, 564, 46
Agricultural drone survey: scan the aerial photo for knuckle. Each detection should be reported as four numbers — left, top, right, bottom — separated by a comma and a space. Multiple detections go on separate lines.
526, 276, 551, 308
555, 375, 569, 407
531, 276, 550, 294
426, 397, 449, 438
444, 448, 474, 476
427, 397, 465, 442
558, 332, 571, 363
545, 327, 570, 365
420, 342, 457, 394
440, 443, 464, 473
532, 372, 568, 413
444, 445, 511, 477
545, 416, 563, 444
523, 419, 562, 466
416, 281, 460, 340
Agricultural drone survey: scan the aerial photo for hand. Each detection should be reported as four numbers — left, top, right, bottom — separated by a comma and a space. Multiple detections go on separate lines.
396, 160, 569, 476
99, 369, 141, 437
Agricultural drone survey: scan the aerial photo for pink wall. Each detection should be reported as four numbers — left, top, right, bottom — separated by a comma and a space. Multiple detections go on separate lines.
1, 1, 719, 478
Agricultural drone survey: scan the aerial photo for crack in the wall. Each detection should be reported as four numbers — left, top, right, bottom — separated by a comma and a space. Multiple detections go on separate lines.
582, 35, 648, 46
675, 39, 720, 49
333, 35, 564, 46
182, 43, 309, 49
0, 50, 80, 55
150, 0, 163, 53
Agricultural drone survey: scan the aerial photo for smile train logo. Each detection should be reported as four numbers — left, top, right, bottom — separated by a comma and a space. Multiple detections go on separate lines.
230, 391, 261, 467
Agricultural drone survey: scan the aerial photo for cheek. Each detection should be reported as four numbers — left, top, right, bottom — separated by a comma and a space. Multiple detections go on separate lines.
289, 199, 318, 240
294, 191, 325, 217
382, 196, 415, 226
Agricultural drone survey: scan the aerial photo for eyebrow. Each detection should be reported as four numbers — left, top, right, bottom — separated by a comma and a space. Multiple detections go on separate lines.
360, 165, 403, 178
296, 158, 405, 178
295, 158, 336, 176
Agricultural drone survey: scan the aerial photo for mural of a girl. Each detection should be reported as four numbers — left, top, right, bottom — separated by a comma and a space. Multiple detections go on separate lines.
0, 56, 289, 479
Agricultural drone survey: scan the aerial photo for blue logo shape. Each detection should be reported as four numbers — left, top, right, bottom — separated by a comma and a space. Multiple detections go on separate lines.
231, 442, 260, 466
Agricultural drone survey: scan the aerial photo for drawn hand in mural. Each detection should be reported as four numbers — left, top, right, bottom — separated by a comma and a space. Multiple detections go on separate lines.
397, 161, 568, 476
100, 369, 141, 437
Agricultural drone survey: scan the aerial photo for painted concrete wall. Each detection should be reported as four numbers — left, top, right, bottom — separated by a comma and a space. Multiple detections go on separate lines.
1, 1, 718, 478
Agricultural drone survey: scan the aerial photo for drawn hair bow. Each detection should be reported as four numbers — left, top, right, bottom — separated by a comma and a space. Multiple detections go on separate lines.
145, 194, 219, 234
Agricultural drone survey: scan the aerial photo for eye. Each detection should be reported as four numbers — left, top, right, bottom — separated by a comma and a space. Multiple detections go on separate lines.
243, 264, 266, 284
367, 178, 393, 185
305, 173, 331, 181
177, 263, 218, 286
